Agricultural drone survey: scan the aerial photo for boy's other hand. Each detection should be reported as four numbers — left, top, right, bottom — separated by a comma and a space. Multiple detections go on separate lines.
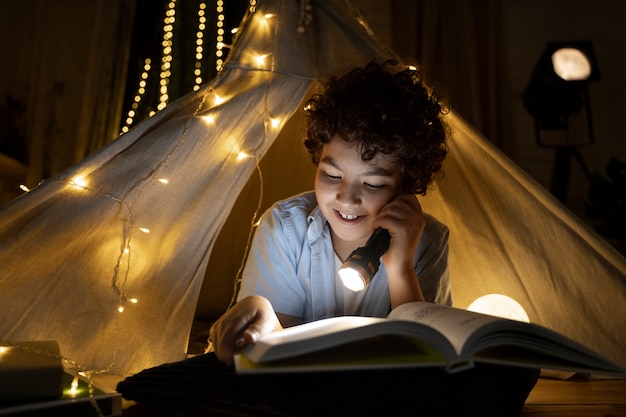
208, 295, 281, 366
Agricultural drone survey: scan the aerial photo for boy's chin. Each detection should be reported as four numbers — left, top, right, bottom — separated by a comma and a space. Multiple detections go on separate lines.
330, 224, 371, 245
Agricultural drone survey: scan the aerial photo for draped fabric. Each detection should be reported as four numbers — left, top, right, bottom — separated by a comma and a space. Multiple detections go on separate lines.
1, 0, 625, 378
419, 112, 626, 369
0, 0, 392, 376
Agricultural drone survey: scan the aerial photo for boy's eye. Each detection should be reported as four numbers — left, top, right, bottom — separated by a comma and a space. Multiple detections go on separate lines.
323, 172, 341, 181
364, 182, 384, 190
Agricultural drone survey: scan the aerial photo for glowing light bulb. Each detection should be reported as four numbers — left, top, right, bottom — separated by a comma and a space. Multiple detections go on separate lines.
214, 94, 227, 105
70, 176, 88, 189
270, 118, 281, 129
139, 227, 150, 234
202, 114, 216, 125
552, 48, 592, 81
236, 151, 249, 161
467, 294, 530, 323
157, 178, 169, 184
254, 54, 269, 66
118, 306, 125, 313
69, 375, 79, 396
19, 184, 30, 192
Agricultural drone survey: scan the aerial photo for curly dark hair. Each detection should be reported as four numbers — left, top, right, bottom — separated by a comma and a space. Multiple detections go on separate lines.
303, 59, 448, 195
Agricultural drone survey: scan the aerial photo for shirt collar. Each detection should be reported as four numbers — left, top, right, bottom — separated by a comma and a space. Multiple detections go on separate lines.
307, 205, 328, 243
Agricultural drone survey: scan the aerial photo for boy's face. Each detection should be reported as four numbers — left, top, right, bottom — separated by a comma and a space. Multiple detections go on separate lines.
315, 136, 401, 251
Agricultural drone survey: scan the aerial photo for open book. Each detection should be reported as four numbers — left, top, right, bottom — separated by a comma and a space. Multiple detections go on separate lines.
234, 301, 626, 376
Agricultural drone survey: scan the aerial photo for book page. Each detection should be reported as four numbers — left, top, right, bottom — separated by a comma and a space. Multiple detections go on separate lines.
235, 334, 449, 374
242, 316, 388, 363
387, 302, 503, 355
240, 313, 460, 366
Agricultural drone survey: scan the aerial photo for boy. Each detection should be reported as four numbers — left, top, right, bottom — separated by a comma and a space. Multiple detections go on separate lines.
210, 59, 451, 365
118, 60, 539, 416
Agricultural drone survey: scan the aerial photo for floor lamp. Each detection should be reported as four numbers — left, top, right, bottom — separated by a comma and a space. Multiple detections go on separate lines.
522, 41, 601, 202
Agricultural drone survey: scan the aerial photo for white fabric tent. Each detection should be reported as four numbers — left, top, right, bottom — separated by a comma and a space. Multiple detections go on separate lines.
1, 0, 625, 378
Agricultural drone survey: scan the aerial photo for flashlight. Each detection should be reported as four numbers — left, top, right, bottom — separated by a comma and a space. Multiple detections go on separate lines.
338, 228, 390, 291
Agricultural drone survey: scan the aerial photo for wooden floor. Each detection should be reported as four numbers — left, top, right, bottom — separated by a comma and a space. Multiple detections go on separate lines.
520, 377, 626, 417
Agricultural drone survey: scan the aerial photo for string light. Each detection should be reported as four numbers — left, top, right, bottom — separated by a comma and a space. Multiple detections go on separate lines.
69, 375, 80, 396
193, 2, 207, 91
297, 0, 312, 33
158, 1, 177, 111
269, 117, 281, 129
69, 175, 89, 190
120, 0, 247, 127
254, 53, 268, 66
213, 93, 227, 106
201, 114, 216, 125
120, 59, 152, 135
118, 293, 139, 314
117, 271, 139, 313
215, 0, 226, 72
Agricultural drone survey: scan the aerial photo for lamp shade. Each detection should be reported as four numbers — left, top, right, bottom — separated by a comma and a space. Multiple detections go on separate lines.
523, 41, 600, 130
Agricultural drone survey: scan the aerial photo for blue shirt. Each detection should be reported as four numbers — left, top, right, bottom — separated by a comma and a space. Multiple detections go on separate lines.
237, 191, 452, 322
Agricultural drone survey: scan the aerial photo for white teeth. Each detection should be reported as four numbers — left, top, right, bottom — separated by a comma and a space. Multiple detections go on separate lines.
340, 212, 358, 220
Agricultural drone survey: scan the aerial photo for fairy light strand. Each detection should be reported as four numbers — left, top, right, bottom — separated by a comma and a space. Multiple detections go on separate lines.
215, 0, 226, 72
228, 0, 282, 308
158, 1, 176, 111
49, 174, 140, 313
28, 88, 212, 371
297, 0, 312, 33
120, 59, 152, 135
193, 2, 207, 91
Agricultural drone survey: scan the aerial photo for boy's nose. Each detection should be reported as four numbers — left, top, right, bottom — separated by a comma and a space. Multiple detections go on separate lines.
336, 184, 361, 206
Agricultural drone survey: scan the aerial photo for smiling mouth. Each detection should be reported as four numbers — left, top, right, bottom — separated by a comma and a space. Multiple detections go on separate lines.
338, 211, 359, 220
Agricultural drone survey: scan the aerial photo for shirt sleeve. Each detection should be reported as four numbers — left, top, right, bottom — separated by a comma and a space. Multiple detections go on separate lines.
415, 213, 453, 306
236, 203, 308, 317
